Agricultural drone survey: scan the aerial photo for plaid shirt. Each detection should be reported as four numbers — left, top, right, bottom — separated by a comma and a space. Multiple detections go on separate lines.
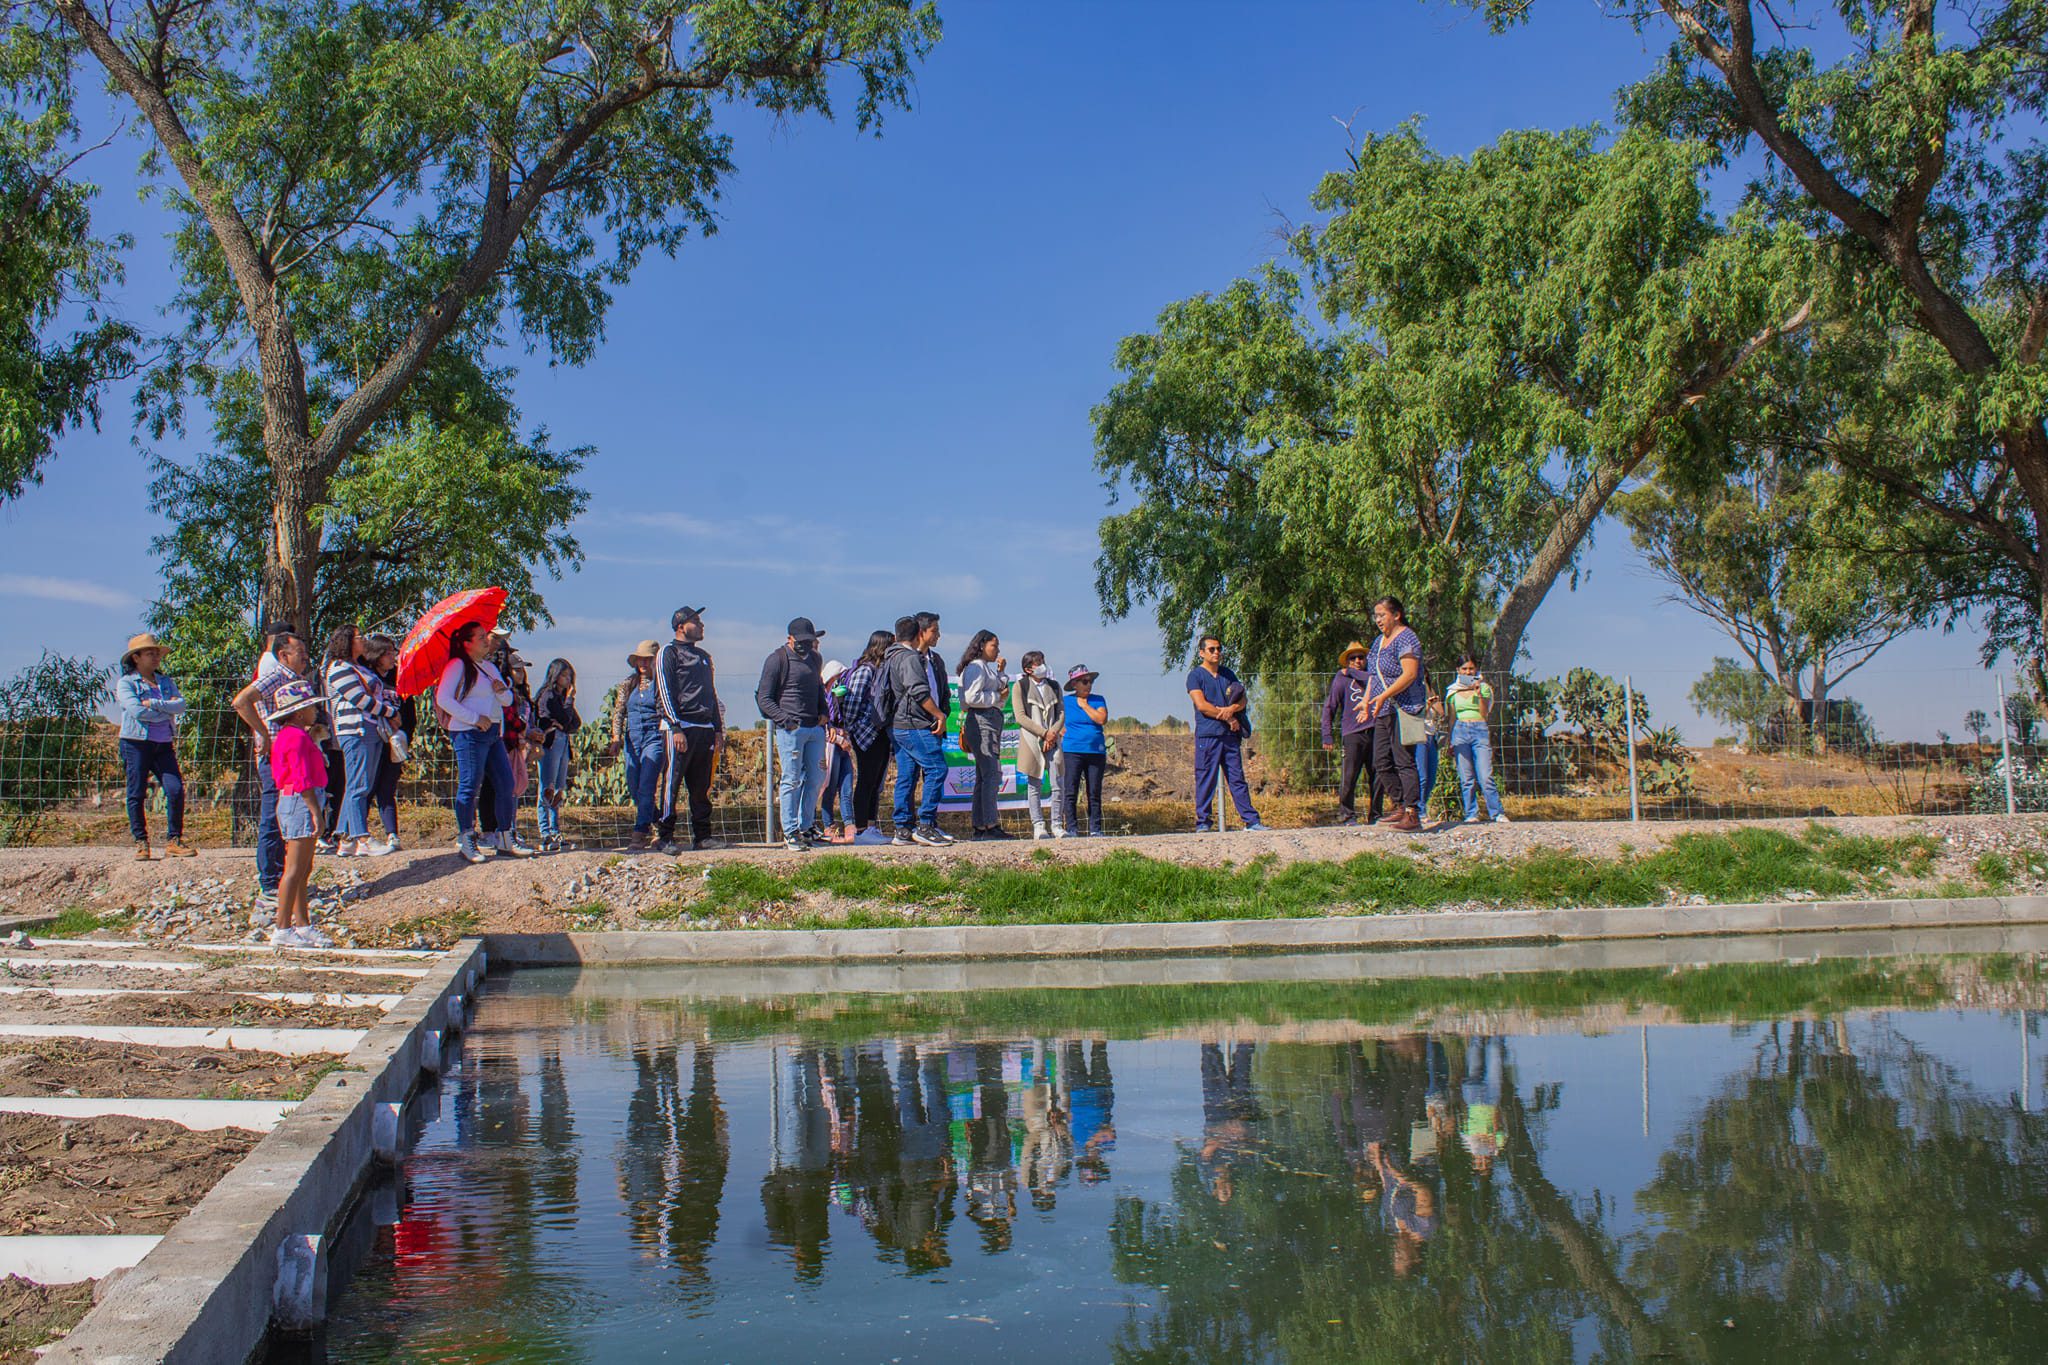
839, 661, 884, 750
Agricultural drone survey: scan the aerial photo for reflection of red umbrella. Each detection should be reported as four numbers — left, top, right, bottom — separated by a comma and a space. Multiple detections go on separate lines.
395, 587, 506, 697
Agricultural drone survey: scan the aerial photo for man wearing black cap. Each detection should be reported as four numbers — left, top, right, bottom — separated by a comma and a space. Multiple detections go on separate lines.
758, 616, 828, 851
655, 606, 725, 853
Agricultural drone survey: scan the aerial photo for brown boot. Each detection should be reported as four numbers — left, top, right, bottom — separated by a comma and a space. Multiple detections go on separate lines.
133, 843, 152, 861
166, 839, 197, 858
1386, 808, 1422, 832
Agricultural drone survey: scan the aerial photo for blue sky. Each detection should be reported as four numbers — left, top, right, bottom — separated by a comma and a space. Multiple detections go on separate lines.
0, 1, 1997, 737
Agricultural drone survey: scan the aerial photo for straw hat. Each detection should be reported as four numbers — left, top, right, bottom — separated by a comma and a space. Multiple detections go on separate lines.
1339, 640, 1369, 667
627, 639, 660, 665
122, 633, 166, 666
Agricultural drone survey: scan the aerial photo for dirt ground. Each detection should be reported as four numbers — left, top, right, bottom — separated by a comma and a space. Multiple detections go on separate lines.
0, 992, 387, 1029
0, 1275, 95, 1365
0, 1038, 340, 1100
0, 1114, 260, 1236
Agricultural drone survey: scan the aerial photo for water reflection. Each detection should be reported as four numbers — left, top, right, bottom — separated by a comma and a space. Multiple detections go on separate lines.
310, 971, 2048, 1362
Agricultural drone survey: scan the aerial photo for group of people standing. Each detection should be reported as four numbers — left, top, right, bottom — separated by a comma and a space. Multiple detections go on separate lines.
1318, 596, 1509, 829
603, 608, 1120, 853
106, 596, 1511, 901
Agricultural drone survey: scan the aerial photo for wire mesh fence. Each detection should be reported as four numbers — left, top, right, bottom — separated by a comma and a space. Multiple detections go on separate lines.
0, 663, 2040, 849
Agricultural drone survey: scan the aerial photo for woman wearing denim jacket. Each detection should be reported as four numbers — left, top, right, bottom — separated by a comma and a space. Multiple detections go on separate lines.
117, 633, 195, 860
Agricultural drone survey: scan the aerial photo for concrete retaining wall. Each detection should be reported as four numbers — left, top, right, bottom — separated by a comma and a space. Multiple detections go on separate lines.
484, 893, 2048, 967
41, 939, 485, 1365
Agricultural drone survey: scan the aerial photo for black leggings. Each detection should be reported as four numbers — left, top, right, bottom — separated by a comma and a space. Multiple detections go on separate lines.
852, 731, 892, 829
371, 753, 403, 838
1372, 713, 1421, 809
1336, 728, 1381, 817
1062, 751, 1106, 835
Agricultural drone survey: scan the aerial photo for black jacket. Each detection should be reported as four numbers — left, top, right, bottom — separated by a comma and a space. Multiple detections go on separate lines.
881, 643, 951, 731
656, 640, 721, 735
534, 685, 581, 738
755, 646, 824, 730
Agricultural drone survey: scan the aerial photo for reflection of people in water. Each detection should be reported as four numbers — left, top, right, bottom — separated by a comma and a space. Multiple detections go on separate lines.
761, 1046, 851, 1280
1367, 1138, 1438, 1278
1019, 1041, 1074, 1210
1198, 1042, 1264, 1204
964, 1043, 1020, 1251
618, 1043, 729, 1294
1064, 1040, 1117, 1184
1458, 1036, 1502, 1175
873, 1044, 958, 1271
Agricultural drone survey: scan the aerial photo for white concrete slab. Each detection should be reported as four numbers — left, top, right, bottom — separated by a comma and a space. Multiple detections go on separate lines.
0, 1098, 294, 1130
0, 1235, 161, 1283
0, 1024, 365, 1055
3, 957, 201, 972
25, 939, 443, 960
0, 985, 403, 1008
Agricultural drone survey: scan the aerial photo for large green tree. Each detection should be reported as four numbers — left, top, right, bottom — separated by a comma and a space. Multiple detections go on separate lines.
0, 19, 130, 501
1094, 123, 1813, 677
1465, 0, 2048, 680
21, 0, 938, 634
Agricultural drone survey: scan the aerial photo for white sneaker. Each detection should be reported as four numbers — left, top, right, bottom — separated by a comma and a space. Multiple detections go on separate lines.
269, 926, 299, 947
457, 834, 489, 865
315, 837, 338, 855
502, 835, 537, 858
1052, 826, 1069, 839
1493, 813, 1513, 823
363, 838, 396, 857
332, 840, 357, 858
294, 925, 335, 948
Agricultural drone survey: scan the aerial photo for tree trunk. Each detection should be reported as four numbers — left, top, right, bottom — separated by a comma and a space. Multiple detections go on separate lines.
264, 438, 322, 640
1485, 449, 1646, 679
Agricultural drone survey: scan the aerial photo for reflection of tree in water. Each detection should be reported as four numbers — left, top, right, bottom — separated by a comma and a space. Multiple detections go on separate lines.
1628, 1018, 2048, 1358
618, 1043, 729, 1298
1111, 1025, 2048, 1363
1111, 1038, 1639, 1364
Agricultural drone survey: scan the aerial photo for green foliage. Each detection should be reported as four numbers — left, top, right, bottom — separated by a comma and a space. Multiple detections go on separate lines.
148, 361, 588, 640
0, 20, 132, 501
0, 651, 112, 844
1964, 708, 1991, 744
1093, 120, 1813, 681
2005, 688, 2040, 745
1691, 658, 1780, 747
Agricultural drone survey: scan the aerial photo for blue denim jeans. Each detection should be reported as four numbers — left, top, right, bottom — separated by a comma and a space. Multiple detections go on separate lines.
121, 738, 183, 842
776, 725, 828, 836
337, 732, 382, 839
1450, 720, 1505, 821
891, 726, 947, 830
536, 731, 571, 839
1417, 736, 1440, 816
452, 728, 515, 835
624, 731, 663, 834
820, 742, 856, 826
255, 754, 283, 894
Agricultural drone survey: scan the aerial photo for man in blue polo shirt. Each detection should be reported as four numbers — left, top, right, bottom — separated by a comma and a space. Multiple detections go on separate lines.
1186, 636, 1265, 833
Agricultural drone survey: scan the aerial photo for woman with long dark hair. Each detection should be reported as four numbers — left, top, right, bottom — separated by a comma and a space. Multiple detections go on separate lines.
437, 619, 521, 863
365, 633, 413, 852
116, 633, 193, 859
838, 630, 895, 845
956, 629, 1011, 839
324, 624, 396, 857
533, 658, 581, 851
1360, 596, 1427, 832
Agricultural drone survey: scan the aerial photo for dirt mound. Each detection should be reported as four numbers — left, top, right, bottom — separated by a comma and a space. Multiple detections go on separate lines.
0, 1038, 338, 1100
0, 1113, 261, 1235
0, 1275, 95, 1365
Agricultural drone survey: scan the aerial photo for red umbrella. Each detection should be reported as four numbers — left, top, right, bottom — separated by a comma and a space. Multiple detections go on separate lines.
395, 587, 507, 698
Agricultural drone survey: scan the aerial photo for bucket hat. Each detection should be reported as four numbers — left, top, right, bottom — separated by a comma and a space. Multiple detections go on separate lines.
1064, 664, 1099, 691
268, 678, 328, 722
628, 639, 660, 664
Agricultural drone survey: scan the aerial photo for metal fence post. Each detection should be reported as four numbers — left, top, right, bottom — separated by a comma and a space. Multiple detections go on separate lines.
1624, 674, 1641, 823
763, 727, 777, 844
1999, 677, 2018, 816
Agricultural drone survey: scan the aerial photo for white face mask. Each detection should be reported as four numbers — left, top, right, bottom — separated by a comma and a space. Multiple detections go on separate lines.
1031, 665, 1048, 680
